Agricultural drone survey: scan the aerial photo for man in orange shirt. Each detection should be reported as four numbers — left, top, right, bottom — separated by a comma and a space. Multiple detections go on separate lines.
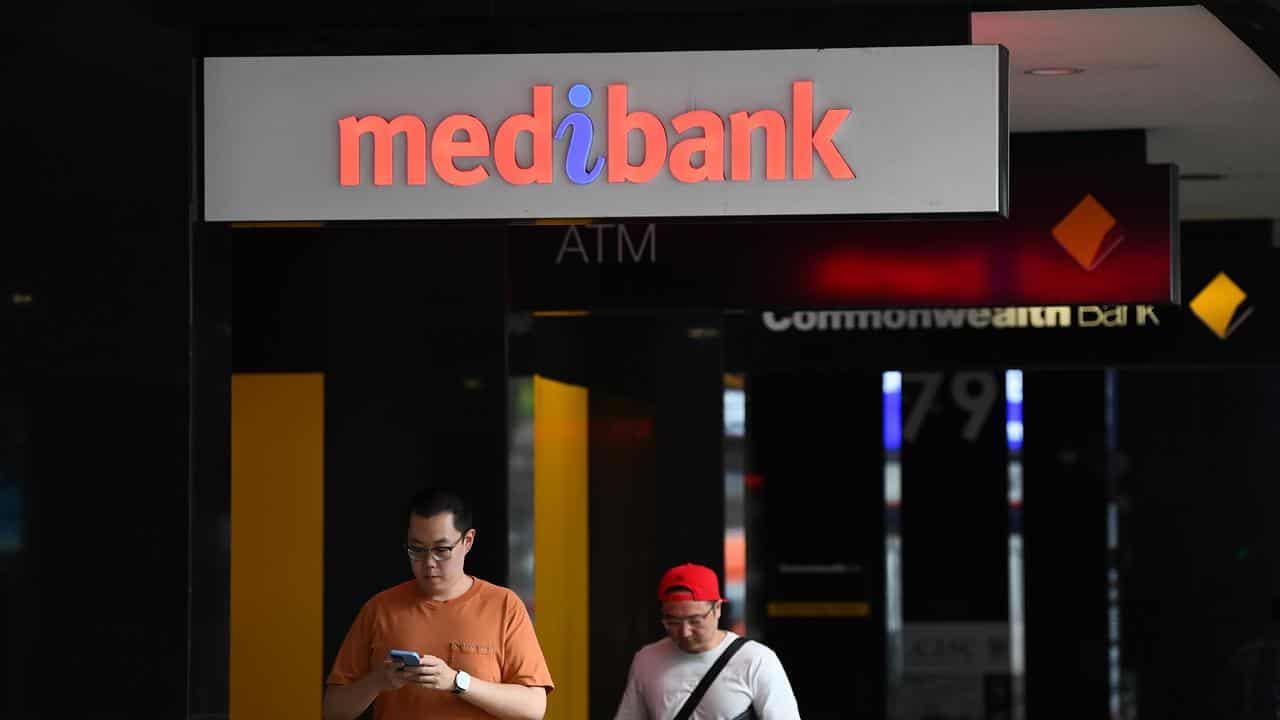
324, 489, 554, 720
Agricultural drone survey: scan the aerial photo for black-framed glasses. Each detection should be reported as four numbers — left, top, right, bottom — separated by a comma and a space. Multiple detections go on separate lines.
404, 534, 467, 563
661, 602, 719, 630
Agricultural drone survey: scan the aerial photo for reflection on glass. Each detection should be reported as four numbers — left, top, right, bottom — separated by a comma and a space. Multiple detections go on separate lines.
0, 471, 20, 553
1006, 369, 1026, 720
1103, 368, 1122, 719
1006, 369, 1024, 453
882, 372, 904, 689
508, 376, 536, 616
0, 402, 25, 553
883, 371, 903, 453
723, 375, 747, 635
885, 369, 1027, 720
724, 385, 746, 439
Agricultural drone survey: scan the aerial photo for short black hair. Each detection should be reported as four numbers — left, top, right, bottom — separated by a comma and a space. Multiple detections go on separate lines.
406, 488, 474, 534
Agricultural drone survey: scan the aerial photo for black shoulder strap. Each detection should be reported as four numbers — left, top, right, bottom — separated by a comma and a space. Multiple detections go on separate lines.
673, 637, 751, 720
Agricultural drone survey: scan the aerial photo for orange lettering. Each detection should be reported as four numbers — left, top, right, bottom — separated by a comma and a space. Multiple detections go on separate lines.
669, 110, 725, 183
792, 81, 854, 181
607, 84, 668, 184
729, 110, 786, 181
339, 115, 428, 186
494, 85, 553, 185
431, 114, 491, 187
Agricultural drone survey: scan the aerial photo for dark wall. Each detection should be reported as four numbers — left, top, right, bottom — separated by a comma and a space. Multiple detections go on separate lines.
900, 371, 1010, 623
190, 226, 232, 716
997, 347, 1280, 720
1021, 370, 1111, 718
0, 4, 193, 719
1121, 367, 1280, 718
748, 371, 887, 719
197, 2, 969, 55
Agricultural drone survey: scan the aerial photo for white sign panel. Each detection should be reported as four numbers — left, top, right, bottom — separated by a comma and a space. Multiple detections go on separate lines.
204, 47, 1007, 221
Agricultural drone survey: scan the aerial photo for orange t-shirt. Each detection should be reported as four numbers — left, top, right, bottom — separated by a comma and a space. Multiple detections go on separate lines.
327, 577, 554, 719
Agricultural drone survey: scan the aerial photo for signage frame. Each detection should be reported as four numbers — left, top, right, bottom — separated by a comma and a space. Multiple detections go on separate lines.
202, 46, 1009, 222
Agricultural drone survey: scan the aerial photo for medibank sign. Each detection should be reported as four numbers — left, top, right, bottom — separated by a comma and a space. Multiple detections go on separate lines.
338, 81, 853, 187
204, 47, 1007, 221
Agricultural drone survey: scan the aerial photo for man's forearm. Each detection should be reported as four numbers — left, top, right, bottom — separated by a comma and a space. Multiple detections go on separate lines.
323, 673, 383, 720
458, 678, 547, 720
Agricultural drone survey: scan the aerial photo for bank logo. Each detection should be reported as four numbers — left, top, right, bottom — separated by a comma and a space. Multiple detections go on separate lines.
338, 81, 853, 188
760, 305, 1160, 332
1189, 272, 1252, 340
1052, 194, 1125, 271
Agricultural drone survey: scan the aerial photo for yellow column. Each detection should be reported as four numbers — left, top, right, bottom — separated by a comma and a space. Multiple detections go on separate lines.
533, 375, 590, 720
230, 373, 324, 720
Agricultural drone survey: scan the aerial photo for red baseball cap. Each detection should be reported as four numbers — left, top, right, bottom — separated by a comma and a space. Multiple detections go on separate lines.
657, 563, 724, 603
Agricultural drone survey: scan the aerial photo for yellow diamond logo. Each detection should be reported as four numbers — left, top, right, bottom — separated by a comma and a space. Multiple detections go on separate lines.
1052, 194, 1125, 271
1189, 272, 1252, 340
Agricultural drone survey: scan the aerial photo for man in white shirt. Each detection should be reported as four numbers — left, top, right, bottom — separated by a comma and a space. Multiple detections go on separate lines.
613, 563, 802, 720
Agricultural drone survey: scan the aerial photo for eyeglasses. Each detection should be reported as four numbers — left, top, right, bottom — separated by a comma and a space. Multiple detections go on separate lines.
661, 603, 719, 630
405, 534, 467, 563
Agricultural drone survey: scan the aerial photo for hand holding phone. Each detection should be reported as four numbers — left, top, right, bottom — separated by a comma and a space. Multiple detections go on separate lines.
389, 649, 423, 666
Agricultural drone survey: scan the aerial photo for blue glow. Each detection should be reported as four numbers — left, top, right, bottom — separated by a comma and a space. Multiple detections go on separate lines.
1005, 368, 1023, 404
723, 388, 745, 438
567, 83, 593, 108
554, 110, 605, 184
0, 478, 21, 553
1006, 420, 1024, 450
883, 371, 902, 451
1005, 369, 1024, 452
882, 371, 903, 394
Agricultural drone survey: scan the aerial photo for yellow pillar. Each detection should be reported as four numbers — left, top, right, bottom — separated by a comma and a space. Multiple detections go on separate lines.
533, 375, 590, 720
230, 373, 324, 720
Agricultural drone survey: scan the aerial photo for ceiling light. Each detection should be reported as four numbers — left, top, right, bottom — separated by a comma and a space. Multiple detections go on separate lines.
1025, 66, 1085, 76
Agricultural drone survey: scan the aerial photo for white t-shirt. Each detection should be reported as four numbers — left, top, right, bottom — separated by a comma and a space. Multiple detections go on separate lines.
613, 631, 802, 720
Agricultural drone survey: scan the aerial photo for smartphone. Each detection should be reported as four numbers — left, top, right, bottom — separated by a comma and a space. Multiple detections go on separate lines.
389, 649, 422, 666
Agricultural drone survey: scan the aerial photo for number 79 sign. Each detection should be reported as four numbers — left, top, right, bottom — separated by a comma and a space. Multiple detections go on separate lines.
901, 372, 999, 443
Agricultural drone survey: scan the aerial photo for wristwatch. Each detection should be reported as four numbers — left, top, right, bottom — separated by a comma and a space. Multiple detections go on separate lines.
452, 670, 471, 694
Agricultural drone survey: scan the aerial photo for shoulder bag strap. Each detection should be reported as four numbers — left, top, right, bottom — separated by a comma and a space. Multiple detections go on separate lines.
672, 636, 751, 720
